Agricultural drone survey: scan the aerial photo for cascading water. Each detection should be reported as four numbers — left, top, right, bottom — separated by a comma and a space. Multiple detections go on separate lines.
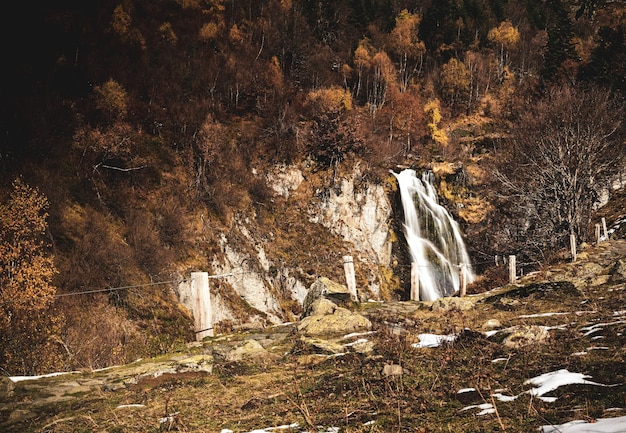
392, 169, 474, 301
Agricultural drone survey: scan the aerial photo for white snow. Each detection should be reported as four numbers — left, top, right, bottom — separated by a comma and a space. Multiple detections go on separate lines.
461, 403, 496, 416
519, 312, 571, 318
342, 331, 376, 339
540, 415, 626, 432
412, 333, 457, 348
457, 387, 477, 394
461, 369, 612, 415
220, 423, 301, 433
524, 369, 608, 401
115, 404, 146, 410
581, 320, 626, 337
342, 338, 369, 347
9, 371, 80, 382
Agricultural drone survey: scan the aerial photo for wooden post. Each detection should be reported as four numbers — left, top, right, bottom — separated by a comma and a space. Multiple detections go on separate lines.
343, 256, 357, 301
509, 255, 516, 284
602, 217, 608, 241
459, 263, 467, 297
190, 272, 213, 341
570, 234, 577, 262
595, 224, 601, 246
410, 262, 420, 301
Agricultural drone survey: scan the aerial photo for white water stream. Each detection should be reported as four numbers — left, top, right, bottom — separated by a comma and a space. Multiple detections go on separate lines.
392, 169, 474, 301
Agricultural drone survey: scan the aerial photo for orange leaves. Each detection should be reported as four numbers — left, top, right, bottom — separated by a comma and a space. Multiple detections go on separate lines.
306, 86, 353, 114
487, 21, 520, 51
93, 79, 128, 121
424, 99, 448, 147
0, 179, 57, 315
389, 9, 426, 60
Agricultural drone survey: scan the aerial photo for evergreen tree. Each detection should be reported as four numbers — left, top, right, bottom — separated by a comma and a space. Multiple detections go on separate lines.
542, 0, 577, 80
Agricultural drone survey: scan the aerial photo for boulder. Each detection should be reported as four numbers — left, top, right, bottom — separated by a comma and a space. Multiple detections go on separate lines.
482, 319, 502, 331
0, 376, 15, 399
382, 364, 403, 378
302, 278, 353, 318
499, 325, 550, 349
226, 339, 275, 362
298, 337, 345, 355
298, 307, 372, 336
431, 297, 474, 312
609, 259, 626, 282
175, 354, 214, 374
308, 298, 338, 316
349, 339, 375, 355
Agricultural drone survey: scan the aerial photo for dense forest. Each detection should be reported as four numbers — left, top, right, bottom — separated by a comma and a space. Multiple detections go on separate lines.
1, 0, 625, 375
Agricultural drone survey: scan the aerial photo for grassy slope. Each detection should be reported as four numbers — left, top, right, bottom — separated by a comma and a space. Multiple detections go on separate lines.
2, 238, 625, 432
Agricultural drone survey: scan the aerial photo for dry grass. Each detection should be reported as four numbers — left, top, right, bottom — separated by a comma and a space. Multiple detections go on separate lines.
3, 243, 626, 433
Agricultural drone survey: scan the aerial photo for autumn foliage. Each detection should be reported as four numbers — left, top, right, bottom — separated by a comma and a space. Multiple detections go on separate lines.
0, 179, 60, 374
1, 0, 625, 374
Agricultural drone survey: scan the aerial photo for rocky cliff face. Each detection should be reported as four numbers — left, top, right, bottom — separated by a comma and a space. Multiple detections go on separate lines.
180, 162, 395, 329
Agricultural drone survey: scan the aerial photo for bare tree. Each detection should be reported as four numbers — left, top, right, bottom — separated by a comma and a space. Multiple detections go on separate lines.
492, 84, 625, 259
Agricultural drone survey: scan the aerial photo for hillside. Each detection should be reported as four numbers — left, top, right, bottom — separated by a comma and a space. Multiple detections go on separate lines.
1, 0, 626, 377
1, 238, 626, 432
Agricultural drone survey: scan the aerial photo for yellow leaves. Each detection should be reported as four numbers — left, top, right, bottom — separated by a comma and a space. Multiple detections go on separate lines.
372, 51, 396, 84
199, 21, 220, 42
439, 179, 492, 224
307, 86, 353, 113
73, 122, 134, 157
229, 24, 245, 46
111, 5, 131, 38
159, 22, 178, 45
441, 58, 470, 95
354, 38, 373, 69
424, 99, 448, 146
488, 21, 520, 51
110, 4, 146, 49
389, 9, 426, 59
0, 179, 57, 315
94, 79, 128, 120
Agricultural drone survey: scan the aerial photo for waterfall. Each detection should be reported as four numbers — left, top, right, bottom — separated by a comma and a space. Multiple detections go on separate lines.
392, 169, 474, 301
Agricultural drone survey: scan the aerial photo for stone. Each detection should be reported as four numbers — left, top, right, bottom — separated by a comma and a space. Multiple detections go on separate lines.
308, 298, 338, 316
302, 278, 352, 318
431, 297, 474, 312
609, 259, 626, 282
482, 319, 502, 330
298, 307, 372, 336
226, 339, 275, 362
176, 354, 214, 374
299, 337, 345, 355
501, 325, 550, 349
382, 364, 403, 378
1, 376, 15, 399
349, 339, 376, 355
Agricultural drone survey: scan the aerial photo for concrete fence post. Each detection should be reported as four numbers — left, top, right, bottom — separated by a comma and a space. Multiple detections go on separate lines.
343, 256, 357, 301
570, 234, 577, 262
602, 217, 608, 241
509, 255, 516, 284
410, 262, 420, 301
190, 271, 213, 341
459, 263, 467, 297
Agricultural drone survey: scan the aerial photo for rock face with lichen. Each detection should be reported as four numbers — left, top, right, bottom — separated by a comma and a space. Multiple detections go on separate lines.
298, 278, 372, 336
301, 277, 353, 318
182, 163, 394, 330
